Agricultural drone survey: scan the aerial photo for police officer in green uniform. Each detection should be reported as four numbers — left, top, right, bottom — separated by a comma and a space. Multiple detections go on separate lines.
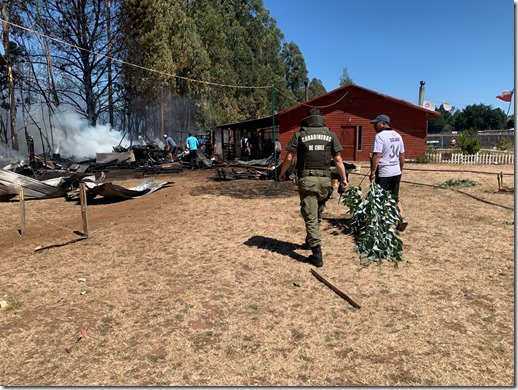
279, 107, 348, 267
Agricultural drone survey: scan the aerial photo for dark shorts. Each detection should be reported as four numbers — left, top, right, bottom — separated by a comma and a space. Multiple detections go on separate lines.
375, 174, 401, 200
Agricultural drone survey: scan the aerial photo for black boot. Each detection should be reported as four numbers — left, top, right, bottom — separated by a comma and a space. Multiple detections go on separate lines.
300, 239, 310, 250
308, 246, 323, 267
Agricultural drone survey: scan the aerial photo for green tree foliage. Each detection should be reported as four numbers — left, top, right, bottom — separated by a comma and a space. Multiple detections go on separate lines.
428, 104, 514, 134
307, 78, 326, 100
341, 182, 403, 266
453, 104, 507, 133
458, 130, 481, 154
427, 104, 455, 133
280, 41, 308, 102
120, 0, 187, 138
122, 0, 184, 98
339, 66, 353, 86
5, 1, 513, 151
430, 103, 509, 134
186, 0, 292, 126
506, 116, 514, 129
121, 0, 293, 132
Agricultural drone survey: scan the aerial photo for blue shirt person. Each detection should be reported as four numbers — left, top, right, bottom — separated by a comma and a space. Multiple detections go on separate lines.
185, 133, 199, 169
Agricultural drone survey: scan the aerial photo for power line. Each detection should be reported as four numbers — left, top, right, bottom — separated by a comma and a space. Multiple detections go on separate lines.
2, 18, 272, 90
4, 19, 406, 115
274, 87, 350, 109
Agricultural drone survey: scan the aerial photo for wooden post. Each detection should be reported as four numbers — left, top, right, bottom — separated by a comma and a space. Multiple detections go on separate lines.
79, 182, 89, 236
18, 188, 25, 236
497, 171, 505, 191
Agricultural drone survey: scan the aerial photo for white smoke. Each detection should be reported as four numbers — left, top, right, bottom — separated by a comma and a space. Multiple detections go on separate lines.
17, 108, 130, 160
51, 110, 129, 159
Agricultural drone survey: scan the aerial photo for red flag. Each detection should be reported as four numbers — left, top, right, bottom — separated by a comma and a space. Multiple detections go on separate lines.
496, 90, 513, 102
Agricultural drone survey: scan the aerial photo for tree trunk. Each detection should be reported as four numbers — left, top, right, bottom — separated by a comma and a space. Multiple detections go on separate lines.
2, 0, 18, 151
107, 0, 114, 129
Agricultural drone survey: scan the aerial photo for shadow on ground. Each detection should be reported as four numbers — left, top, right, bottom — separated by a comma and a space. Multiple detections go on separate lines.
324, 216, 354, 236
193, 180, 298, 199
244, 235, 310, 264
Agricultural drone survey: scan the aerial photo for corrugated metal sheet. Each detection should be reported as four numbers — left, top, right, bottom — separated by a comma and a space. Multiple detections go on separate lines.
0, 170, 69, 200
84, 178, 168, 199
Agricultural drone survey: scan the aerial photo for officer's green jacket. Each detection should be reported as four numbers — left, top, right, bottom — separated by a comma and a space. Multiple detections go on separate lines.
284, 114, 343, 171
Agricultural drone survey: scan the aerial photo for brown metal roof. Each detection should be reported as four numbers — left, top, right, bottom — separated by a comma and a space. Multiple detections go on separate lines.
275, 83, 441, 119
214, 115, 277, 130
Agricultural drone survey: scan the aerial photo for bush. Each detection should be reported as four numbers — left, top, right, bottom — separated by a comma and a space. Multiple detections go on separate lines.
439, 179, 477, 188
458, 130, 480, 154
496, 137, 513, 151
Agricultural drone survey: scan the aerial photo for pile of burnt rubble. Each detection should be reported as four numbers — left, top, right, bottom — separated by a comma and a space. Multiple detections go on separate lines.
0, 142, 183, 202
0, 138, 357, 201
0, 140, 215, 180
0, 141, 282, 202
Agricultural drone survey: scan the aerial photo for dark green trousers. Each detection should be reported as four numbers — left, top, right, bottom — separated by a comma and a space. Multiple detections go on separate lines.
297, 176, 333, 248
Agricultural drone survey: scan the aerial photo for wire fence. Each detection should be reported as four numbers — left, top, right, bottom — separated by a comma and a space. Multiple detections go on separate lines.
425, 150, 514, 165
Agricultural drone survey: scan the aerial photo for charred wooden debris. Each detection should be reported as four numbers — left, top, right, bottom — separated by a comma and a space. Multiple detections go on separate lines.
0, 140, 177, 202
215, 166, 277, 181
215, 153, 281, 181
0, 167, 168, 203
215, 157, 357, 182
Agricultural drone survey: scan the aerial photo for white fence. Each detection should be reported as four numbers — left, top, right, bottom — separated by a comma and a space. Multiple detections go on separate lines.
425, 150, 514, 165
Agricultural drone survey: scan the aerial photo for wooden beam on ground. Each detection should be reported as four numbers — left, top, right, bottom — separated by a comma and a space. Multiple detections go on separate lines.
310, 269, 362, 309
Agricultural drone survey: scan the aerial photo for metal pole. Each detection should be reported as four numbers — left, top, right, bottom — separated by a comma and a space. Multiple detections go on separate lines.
418, 80, 425, 106
271, 86, 277, 188
505, 89, 514, 120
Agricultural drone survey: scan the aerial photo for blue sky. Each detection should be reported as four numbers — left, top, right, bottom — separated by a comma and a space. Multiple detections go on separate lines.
262, 0, 515, 114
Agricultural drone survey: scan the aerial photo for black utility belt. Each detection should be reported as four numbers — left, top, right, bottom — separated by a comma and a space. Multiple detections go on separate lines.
298, 169, 330, 178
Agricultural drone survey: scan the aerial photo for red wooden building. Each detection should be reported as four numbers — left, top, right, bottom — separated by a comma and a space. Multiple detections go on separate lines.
214, 84, 440, 162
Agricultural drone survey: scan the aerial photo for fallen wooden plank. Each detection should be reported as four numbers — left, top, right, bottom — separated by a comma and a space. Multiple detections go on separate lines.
310, 269, 362, 309
34, 236, 88, 252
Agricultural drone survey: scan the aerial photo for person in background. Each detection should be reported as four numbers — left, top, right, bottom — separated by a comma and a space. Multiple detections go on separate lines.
279, 107, 348, 268
185, 133, 199, 169
241, 134, 251, 159
197, 134, 206, 154
369, 114, 408, 232
163, 134, 177, 162
274, 137, 282, 165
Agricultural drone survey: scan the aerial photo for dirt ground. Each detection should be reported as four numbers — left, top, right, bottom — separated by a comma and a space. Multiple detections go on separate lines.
0, 162, 514, 386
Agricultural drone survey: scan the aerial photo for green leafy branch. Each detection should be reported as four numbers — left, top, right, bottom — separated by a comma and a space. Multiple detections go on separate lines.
439, 179, 477, 188
340, 182, 403, 267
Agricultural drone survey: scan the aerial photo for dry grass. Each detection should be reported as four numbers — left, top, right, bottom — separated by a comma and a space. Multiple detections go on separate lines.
0, 163, 514, 386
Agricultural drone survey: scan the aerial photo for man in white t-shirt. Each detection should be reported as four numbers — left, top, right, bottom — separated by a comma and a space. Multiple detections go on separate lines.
369, 114, 408, 231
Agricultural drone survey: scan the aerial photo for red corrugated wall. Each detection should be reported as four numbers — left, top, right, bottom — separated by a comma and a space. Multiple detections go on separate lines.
276, 87, 428, 162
